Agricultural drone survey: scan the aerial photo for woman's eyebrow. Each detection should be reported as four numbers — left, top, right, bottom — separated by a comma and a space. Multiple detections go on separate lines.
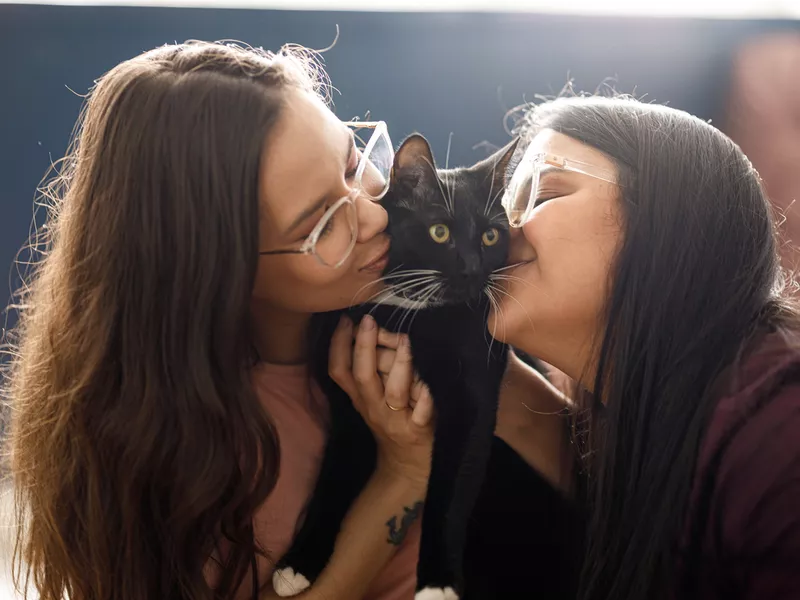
538, 167, 572, 184
285, 130, 355, 235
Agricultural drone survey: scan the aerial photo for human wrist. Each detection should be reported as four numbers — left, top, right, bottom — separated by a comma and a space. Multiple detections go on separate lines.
373, 453, 430, 494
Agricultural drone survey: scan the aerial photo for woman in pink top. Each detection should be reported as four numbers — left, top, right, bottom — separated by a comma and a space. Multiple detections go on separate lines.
7, 41, 434, 600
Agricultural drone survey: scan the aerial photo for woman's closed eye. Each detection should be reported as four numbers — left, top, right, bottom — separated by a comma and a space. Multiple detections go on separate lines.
345, 142, 359, 181
534, 193, 561, 208
533, 172, 571, 208
300, 144, 358, 242
317, 215, 335, 239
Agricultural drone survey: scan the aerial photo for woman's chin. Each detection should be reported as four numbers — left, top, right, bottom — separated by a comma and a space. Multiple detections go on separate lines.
487, 309, 511, 344
350, 279, 384, 306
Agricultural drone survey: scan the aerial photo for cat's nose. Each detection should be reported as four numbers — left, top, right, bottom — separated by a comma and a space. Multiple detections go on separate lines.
457, 268, 480, 282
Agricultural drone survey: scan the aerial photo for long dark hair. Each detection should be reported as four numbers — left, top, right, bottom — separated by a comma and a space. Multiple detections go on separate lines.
4, 41, 326, 599
516, 96, 796, 600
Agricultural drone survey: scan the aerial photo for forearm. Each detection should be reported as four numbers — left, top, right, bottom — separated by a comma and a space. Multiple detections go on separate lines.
261, 470, 426, 600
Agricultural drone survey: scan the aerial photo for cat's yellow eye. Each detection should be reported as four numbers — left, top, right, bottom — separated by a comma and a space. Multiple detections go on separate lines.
429, 224, 450, 244
482, 227, 500, 246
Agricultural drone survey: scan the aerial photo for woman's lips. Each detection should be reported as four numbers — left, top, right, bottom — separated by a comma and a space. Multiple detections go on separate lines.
359, 242, 391, 273
501, 257, 537, 283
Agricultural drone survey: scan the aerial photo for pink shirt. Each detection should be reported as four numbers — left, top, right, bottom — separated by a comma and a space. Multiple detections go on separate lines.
250, 362, 421, 599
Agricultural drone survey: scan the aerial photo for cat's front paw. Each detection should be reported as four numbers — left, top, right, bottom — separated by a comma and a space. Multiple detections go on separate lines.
272, 567, 310, 597
415, 587, 459, 600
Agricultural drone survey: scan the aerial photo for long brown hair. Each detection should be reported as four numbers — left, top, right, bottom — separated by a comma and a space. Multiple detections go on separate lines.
4, 41, 325, 599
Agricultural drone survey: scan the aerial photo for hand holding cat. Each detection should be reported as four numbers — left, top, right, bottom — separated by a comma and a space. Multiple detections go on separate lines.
329, 315, 434, 487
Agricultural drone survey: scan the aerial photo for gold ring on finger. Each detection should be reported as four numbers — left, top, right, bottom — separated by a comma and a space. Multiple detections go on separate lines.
385, 400, 406, 411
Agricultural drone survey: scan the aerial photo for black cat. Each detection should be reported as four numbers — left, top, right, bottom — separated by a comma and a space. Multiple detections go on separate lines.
272, 134, 519, 600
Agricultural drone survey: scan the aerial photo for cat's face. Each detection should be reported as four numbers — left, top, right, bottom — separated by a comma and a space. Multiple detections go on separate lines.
376, 135, 518, 308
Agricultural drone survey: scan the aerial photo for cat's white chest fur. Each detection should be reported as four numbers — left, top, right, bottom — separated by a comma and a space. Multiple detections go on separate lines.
415, 587, 459, 600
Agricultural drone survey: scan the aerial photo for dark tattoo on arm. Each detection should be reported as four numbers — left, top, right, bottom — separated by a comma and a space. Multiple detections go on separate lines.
386, 500, 424, 546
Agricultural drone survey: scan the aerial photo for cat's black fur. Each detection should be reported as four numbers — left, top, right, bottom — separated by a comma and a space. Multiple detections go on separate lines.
275, 134, 519, 598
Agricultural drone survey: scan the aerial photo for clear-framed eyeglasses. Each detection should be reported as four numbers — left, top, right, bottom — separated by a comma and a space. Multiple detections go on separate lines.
259, 120, 393, 268
502, 143, 618, 228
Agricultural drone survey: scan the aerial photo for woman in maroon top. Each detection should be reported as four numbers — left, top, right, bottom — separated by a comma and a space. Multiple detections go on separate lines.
486, 95, 800, 600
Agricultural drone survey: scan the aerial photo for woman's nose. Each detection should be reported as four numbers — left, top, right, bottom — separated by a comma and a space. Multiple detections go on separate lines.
507, 223, 537, 264
355, 194, 388, 243
360, 160, 388, 199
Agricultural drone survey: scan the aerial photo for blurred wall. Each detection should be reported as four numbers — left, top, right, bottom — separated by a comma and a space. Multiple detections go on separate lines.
0, 4, 796, 316
726, 32, 800, 278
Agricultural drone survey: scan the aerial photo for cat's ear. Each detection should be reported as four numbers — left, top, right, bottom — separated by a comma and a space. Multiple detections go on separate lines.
470, 137, 520, 190
391, 134, 438, 190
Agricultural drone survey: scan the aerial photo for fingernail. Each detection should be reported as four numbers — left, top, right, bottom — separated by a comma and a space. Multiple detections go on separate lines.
341, 315, 352, 329
361, 315, 376, 331
401, 335, 411, 350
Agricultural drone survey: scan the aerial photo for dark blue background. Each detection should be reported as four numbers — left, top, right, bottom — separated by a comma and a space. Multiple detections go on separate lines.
0, 4, 795, 318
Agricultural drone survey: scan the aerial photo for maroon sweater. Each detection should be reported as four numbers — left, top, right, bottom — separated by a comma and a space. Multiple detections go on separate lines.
678, 331, 800, 599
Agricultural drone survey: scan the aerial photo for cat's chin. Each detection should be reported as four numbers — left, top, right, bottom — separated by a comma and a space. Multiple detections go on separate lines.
371, 292, 442, 310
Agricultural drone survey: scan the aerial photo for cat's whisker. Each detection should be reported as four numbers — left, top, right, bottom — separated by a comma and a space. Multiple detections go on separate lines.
351, 279, 386, 306
438, 165, 456, 218
406, 280, 441, 304
415, 282, 442, 320
396, 303, 416, 334
483, 286, 505, 366
440, 170, 453, 217
371, 276, 440, 304
380, 269, 441, 280
372, 276, 442, 329
349, 264, 417, 304
445, 132, 453, 171
360, 275, 440, 308
489, 273, 553, 300
420, 156, 453, 218
375, 276, 438, 293
489, 209, 507, 225
489, 273, 536, 289
407, 284, 440, 331
360, 281, 418, 306
487, 282, 537, 335
483, 158, 506, 217
448, 171, 457, 217
383, 275, 440, 296
386, 295, 421, 332
492, 261, 532, 274
380, 297, 409, 329
483, 287, 497, 359
397, 281, 441, 331
403, 282, 443, 332
401, 280, 442, 330
483, 185, 505, 217
486, 283, 514, 354
484, 155, 498, 217
414, 281, 442, 306
375, 272, 440, 290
